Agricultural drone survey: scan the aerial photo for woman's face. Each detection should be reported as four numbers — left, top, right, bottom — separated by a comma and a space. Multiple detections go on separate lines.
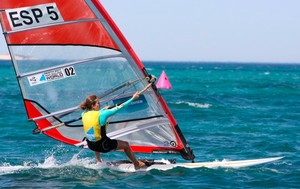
92, 98, 100, 111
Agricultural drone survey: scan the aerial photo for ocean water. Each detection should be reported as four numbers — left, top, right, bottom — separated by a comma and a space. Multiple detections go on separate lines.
0, 61, 299, 188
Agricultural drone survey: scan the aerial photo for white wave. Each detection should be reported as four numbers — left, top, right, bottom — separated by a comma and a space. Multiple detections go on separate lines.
175, 101, 211, 108
0, 152, 178, 175
0, 162, 31, 175
145, 67, 153, 71
0, 153, 104, 175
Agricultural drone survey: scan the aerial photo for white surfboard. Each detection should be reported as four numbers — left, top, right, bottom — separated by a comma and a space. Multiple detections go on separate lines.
110, 157, 283, 172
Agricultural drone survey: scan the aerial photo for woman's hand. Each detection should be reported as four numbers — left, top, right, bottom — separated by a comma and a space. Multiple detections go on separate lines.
132, 92, 140, 99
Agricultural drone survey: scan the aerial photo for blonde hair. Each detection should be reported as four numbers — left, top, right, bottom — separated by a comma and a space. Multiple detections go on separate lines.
80, 95, 98, 110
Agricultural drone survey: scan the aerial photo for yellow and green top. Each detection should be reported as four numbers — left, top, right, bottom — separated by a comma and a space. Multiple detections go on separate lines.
82, 97, 134, 142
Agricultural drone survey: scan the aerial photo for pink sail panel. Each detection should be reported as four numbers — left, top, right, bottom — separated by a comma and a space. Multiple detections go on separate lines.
156, 70, 172, 89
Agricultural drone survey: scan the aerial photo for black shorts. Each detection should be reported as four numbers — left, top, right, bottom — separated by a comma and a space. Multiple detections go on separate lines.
87, 137, 118, 153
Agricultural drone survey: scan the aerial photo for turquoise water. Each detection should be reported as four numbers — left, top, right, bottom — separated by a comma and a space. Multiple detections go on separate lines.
0, 61, 299, 188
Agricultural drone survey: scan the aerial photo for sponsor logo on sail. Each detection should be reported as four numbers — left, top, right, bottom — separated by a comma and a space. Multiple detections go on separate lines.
27, 66, 76, 86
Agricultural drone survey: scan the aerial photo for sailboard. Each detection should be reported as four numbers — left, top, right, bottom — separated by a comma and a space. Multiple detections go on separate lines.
0, 0, 282, 170
108, 156, 283, 172
0, 0, 195, 161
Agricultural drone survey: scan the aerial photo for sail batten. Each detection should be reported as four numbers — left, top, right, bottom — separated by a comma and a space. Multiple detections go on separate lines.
18, 54, 124, 78
0, 0, 195, 161
31, 106, 78, 122
108, 119, 169, 139
4, 18, 102, 35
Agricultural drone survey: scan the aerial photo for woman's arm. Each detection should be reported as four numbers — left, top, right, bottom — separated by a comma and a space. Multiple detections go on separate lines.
99, 92, 139, 125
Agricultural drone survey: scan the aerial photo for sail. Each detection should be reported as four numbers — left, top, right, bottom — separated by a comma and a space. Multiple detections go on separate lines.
0, 0, 195, 161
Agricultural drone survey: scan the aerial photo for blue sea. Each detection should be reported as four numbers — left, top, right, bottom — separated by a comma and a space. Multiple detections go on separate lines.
0, 61, 299, 188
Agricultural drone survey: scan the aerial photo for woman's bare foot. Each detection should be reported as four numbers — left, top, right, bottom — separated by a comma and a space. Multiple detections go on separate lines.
134, 161, 146, 170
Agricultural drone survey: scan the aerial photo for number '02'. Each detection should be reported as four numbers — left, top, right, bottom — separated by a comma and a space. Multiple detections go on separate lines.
64, 67, 75, 76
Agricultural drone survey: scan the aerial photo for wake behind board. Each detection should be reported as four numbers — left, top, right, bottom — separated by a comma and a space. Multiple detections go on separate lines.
108, 157, 283, 172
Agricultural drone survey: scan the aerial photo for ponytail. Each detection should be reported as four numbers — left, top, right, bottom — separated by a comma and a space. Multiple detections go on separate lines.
80, 95, 98, 110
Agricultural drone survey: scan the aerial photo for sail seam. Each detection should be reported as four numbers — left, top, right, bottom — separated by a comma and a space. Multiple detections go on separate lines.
8, 43, 120, 50
109, 115, 164, 125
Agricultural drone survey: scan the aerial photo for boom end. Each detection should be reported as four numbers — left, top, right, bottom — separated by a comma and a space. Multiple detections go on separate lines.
32, 127, 41, 134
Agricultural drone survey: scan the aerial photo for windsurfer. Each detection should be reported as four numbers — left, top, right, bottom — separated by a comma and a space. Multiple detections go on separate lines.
80, 92, 145, 170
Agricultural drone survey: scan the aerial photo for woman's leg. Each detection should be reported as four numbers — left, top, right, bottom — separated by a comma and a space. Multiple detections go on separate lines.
87, 140, 102, 162
95, 151, 102, 162
116, 140, 145, 169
